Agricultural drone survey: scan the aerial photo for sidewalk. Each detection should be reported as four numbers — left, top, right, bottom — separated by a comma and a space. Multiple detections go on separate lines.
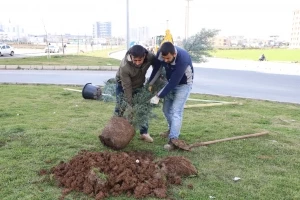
0, 65, 118, 71
194, 58, 300, 76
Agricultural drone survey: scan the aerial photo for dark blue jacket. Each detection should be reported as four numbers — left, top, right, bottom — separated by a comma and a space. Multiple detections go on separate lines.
149, 46, 194, 98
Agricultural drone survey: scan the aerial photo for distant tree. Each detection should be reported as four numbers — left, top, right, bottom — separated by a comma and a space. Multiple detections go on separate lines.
182, 29, 219, 62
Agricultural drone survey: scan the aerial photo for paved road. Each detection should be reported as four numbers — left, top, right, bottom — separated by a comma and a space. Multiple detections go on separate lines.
1, 49, 300, 104
110, 50, 300, 104
1, 68, 300, 104
111, 50, 300, 76
0, 70, 114, 85
194, 68, 300, 104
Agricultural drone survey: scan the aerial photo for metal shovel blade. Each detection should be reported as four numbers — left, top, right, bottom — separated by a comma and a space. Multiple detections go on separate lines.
171, 139, 191, 151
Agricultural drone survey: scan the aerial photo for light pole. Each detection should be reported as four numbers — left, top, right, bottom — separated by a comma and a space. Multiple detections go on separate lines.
126, 0, 130, 50
185, 0, 192, 40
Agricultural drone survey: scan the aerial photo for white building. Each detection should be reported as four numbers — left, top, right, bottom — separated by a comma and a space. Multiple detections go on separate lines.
0, 20, 26, 41
130, 26, 150, 44
290, 9, 300, 48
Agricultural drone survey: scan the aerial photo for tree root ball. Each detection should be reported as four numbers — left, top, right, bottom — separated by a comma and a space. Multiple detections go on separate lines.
99, 116, 135, 150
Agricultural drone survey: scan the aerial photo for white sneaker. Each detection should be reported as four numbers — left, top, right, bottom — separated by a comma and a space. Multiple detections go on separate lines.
163, 143, 176, 151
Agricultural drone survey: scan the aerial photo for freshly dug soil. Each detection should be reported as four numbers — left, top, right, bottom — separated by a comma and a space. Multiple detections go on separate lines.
49, 150, 197, 199
99, 116, 135, 150
157, 156, 198, 177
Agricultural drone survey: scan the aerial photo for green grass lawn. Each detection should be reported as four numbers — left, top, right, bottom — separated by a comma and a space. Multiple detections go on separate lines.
211, 48, 300, 62
0, 84, 300, 199
0, 47, 124, 67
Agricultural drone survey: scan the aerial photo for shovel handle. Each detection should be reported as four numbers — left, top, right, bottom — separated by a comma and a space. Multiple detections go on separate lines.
189, 131, 269, 149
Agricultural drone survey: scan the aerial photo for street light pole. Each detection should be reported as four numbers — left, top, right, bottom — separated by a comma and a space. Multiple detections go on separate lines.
126, 0, 130, 50
185, 0, 192, 40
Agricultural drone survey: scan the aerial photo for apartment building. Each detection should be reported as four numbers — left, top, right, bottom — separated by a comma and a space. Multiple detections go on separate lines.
93, 22, 112, 39
290, 9, 300, 48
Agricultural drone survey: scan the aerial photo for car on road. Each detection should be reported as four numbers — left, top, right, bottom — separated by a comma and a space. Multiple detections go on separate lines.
44, 45, 60, 53
0, 44, 14, 56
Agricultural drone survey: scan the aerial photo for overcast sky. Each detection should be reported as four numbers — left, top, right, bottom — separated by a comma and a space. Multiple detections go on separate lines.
1, 0, 300, 39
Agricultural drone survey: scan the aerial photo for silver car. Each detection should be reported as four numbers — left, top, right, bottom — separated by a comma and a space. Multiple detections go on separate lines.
0, 44, 14, 56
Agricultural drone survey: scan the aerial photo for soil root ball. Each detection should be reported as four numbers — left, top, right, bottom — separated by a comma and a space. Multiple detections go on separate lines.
99, 117, 135, 150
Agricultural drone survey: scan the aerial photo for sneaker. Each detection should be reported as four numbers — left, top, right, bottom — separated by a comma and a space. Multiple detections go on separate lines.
159, 130, 170, 138
163, 143, 176, 151
140, 133, 154, 143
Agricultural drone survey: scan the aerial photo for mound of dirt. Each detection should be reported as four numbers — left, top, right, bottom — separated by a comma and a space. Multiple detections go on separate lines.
48, 150, 197, 199
157, 156, 198, 177
99, 117, 135, 150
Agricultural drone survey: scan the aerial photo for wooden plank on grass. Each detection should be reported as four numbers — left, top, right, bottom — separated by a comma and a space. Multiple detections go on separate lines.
187, 98, 226, 103
63, 88, 82, 92
189, 131, 269, 149
184, 101, 241, 108
63, 88, 112, 97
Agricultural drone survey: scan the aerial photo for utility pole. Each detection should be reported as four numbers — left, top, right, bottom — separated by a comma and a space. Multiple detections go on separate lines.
185, 0, 192, 40
126, 0, 130, 50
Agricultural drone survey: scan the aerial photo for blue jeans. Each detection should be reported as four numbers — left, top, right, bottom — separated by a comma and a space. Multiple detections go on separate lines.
162, 84, 192, 140
114, 83, 148, 134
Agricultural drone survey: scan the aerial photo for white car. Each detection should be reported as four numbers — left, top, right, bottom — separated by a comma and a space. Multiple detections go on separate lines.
0, 44, 14, 56
44, 45, 60, 53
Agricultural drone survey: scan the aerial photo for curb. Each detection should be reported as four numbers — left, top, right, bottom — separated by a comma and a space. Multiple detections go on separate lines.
0, 65, 119, 71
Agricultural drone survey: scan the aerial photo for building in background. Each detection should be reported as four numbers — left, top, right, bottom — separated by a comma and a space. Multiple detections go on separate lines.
130, 26, 150, 46
93, 22, 112, 40
0, 20, 26, 42
290, 9, 300, 48
137, 26, 149, 43
213, 36, 231, 48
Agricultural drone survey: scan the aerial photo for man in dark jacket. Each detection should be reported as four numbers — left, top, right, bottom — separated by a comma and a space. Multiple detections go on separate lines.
115, 45, 157, 143
149, 42, 194, 150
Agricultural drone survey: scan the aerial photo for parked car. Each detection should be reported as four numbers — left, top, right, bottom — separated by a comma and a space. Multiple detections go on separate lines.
0, 44, 14, 56
44, 45, 60, 53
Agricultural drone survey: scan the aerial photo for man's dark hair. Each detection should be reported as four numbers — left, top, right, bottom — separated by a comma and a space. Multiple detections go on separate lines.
160, 42, 175, 56
129, 45, 146, 57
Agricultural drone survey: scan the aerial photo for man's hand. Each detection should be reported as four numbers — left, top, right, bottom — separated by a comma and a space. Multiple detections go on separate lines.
150, 95, 160, 104
148, 85, 153, 92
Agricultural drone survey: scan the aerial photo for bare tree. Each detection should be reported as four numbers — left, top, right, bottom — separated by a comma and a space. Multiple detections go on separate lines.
61, 34, 65, 55
42, 19, 50, 59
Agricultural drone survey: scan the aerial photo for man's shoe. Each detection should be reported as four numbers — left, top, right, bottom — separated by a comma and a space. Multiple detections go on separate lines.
163, 141, 176, 151
159, 130, 170, 138
140, 133, 154, 143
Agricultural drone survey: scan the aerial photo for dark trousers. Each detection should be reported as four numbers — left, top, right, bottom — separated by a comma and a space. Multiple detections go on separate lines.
114, 83, 148, 134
